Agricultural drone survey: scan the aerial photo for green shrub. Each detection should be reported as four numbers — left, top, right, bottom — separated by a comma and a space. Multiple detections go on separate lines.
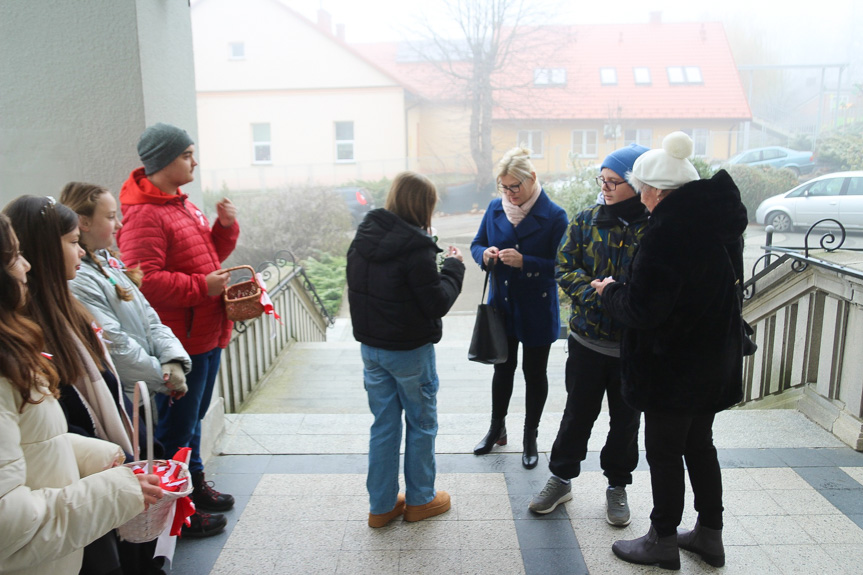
723, 165, 798, 221
545, 162, 602, 219
301, 251, 347, 316
816, 124, 863, 171
204, 186, 353, 269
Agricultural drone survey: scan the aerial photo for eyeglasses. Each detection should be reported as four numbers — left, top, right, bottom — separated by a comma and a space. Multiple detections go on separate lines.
595, 177, 627, 191
498, 181, 522, 194
40, 196, 57, 216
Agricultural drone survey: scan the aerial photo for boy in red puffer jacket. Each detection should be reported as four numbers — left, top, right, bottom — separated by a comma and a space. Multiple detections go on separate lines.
117, 123, 239, 538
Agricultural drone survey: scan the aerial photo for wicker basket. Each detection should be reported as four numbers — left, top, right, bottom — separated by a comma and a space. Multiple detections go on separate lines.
117, 381, 193, 543
223, 265, 264, 321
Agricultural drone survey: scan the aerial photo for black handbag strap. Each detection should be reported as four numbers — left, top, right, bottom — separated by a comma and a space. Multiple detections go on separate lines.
481, 260, 496, 305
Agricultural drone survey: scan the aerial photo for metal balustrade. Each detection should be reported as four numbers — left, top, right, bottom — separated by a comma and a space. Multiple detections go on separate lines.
742, 220, 863, 450
214, 251, 334, 413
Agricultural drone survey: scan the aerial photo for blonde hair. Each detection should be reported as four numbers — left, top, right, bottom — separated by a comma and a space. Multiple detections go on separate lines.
59, 182, 142, 300
495, 147, 537, 186
384, 171, 438, 231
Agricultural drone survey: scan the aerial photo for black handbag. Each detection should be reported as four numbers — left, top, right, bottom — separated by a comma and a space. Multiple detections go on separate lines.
468, 264, 508, 364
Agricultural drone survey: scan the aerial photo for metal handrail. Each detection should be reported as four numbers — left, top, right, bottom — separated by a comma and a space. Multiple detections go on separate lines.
744, 219, 863, 299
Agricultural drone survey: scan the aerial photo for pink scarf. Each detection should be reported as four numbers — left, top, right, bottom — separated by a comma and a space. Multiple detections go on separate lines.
501, 180, 541, 226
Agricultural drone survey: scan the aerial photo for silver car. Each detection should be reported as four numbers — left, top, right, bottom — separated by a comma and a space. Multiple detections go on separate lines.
755, 171, 863, 232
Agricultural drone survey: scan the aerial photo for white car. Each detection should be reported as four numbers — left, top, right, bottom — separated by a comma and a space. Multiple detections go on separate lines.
755, 171, 863, 232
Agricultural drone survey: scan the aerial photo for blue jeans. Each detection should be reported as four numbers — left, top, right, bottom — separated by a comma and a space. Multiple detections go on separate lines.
154, 347, 221, 474
361, 343, 439, 514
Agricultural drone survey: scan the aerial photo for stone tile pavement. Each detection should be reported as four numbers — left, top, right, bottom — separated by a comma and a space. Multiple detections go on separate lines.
171, 318, 863, 574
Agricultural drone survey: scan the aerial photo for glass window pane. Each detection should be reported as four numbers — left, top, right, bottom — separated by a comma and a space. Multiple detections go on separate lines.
551, 68, 566, 84
585, 131, 597, 156
685, 66, 702, 83
335, 121, 353, 140
668, 67, 684, 84
254, 144, 271, 163
252, 123, 270, 141
600, 68, 617, 85
336, 142, 354, 161
634, 67, 651, 84
847, 178, 863, 196
229, 42, 245, 59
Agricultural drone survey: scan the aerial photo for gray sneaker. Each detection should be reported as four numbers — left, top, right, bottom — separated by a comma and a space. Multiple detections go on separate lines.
606, 486, 631, 526
529, 476, 573, 514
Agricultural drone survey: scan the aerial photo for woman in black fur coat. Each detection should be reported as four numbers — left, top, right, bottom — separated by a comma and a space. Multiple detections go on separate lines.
593, 132, 748, 571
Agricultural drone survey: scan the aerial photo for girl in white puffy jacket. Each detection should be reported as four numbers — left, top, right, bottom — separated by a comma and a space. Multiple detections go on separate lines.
0, 213, 162, 575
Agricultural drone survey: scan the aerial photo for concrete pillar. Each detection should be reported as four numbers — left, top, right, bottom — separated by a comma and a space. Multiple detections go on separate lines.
0, 0, 201, 207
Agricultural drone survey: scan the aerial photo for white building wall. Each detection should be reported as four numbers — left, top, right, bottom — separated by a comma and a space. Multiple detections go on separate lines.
191, 0, 407, 190
0, 0, 200, 207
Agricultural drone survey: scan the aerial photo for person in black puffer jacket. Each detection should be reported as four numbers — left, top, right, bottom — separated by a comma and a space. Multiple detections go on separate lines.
347, 171, 465, 527
593, 132, 748, 570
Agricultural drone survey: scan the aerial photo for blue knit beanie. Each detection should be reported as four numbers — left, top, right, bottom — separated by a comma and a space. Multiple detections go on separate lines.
601, 144, 650, 180
138, 123, 195, 176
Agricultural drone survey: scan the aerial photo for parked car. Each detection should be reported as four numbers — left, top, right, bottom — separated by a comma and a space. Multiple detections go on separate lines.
335, 186, 373, 226
755, 171, 863, 232
725, 146, 816, 176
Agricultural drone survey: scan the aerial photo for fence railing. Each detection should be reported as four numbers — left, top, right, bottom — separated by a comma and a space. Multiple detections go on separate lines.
742, 220, 863, 451
215, 251, 334, 413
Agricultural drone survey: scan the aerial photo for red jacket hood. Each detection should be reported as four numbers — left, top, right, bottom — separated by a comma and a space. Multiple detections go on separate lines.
120, 167, 188, 206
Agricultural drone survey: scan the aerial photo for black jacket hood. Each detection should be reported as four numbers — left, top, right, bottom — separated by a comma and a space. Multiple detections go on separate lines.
352, 208, 441, 262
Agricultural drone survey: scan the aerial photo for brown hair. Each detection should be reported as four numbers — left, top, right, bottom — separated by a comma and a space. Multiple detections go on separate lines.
384, 171, 438, 231
0, 214, 60, 408
3, 196, 105, 386
59, 181, 142, 298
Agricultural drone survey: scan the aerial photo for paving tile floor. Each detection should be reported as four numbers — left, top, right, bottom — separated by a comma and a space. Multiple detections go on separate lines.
172, 434, 863, 574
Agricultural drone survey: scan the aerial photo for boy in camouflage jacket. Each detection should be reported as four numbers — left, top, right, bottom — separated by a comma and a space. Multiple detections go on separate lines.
528, 144, 649, 526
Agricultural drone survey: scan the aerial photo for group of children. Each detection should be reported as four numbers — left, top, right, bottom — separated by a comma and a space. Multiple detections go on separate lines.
0, 123, 239, 575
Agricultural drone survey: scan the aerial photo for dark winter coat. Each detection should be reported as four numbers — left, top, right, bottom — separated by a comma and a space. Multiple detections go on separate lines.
470, 190, 569, 347
601, 170, 749, 414
117, 168, 239, 355
556, 195, 649, 343
347, 208, 465, 351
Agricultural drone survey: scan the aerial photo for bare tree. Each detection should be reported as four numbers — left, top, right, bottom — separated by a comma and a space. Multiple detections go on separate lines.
409, 0, 564, 190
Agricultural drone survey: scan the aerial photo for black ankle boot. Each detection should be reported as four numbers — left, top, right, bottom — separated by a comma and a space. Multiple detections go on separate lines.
678, 520, 725, 567
192, 471, 235, 512
474, 418, 506, 455
522, 427, 538, 469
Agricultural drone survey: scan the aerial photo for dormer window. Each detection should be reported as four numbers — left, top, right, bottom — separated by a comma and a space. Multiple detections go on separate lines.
600, 68, 617, 85
634, 67, 651, 85
668, 66, 703, 84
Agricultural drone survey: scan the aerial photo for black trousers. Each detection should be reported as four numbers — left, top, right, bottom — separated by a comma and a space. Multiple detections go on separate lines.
548, 337, 640, 486
490, 336, 551, 430
645, 411, 724, 537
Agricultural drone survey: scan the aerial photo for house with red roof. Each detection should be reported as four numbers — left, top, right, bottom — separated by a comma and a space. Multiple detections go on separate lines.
356, 20, 752, 177
191, 1, 750, 190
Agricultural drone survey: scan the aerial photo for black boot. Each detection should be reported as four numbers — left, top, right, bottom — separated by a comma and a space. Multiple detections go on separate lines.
473, 418, 506, 455
181, 511, 227, 538
192, 471, 235, 512
612, 525, 680, 570
678, 520, 725, 567
522, 427, 538, 469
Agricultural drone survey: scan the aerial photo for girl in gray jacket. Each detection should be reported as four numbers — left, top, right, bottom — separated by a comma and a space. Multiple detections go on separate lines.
61, 182, 191, 401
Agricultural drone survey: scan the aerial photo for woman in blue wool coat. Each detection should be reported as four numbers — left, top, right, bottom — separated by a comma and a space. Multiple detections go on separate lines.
470, 147, 569, 468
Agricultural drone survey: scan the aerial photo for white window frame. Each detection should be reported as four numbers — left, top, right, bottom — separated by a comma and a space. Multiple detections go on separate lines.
571, 130, 598, 158
335, 121, 355, 163
600, 67, 617, 85
681, 128, 709, 156
228, 42, 245, 60
517, 130, 544, 157
624, 128, 652, 147
251, 123, 271, 165
633, 67, 651, 85
684, 66, 703, 83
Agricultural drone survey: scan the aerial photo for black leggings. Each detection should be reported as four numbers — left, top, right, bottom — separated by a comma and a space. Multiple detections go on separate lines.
491, 336, 551, 430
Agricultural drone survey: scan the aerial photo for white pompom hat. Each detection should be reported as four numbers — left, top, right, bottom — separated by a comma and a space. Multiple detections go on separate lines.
627, 131, 700, 191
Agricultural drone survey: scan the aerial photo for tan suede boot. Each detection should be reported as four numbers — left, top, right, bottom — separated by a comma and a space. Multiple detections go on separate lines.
368, 493, 406, 528
404, 491, 451, 522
